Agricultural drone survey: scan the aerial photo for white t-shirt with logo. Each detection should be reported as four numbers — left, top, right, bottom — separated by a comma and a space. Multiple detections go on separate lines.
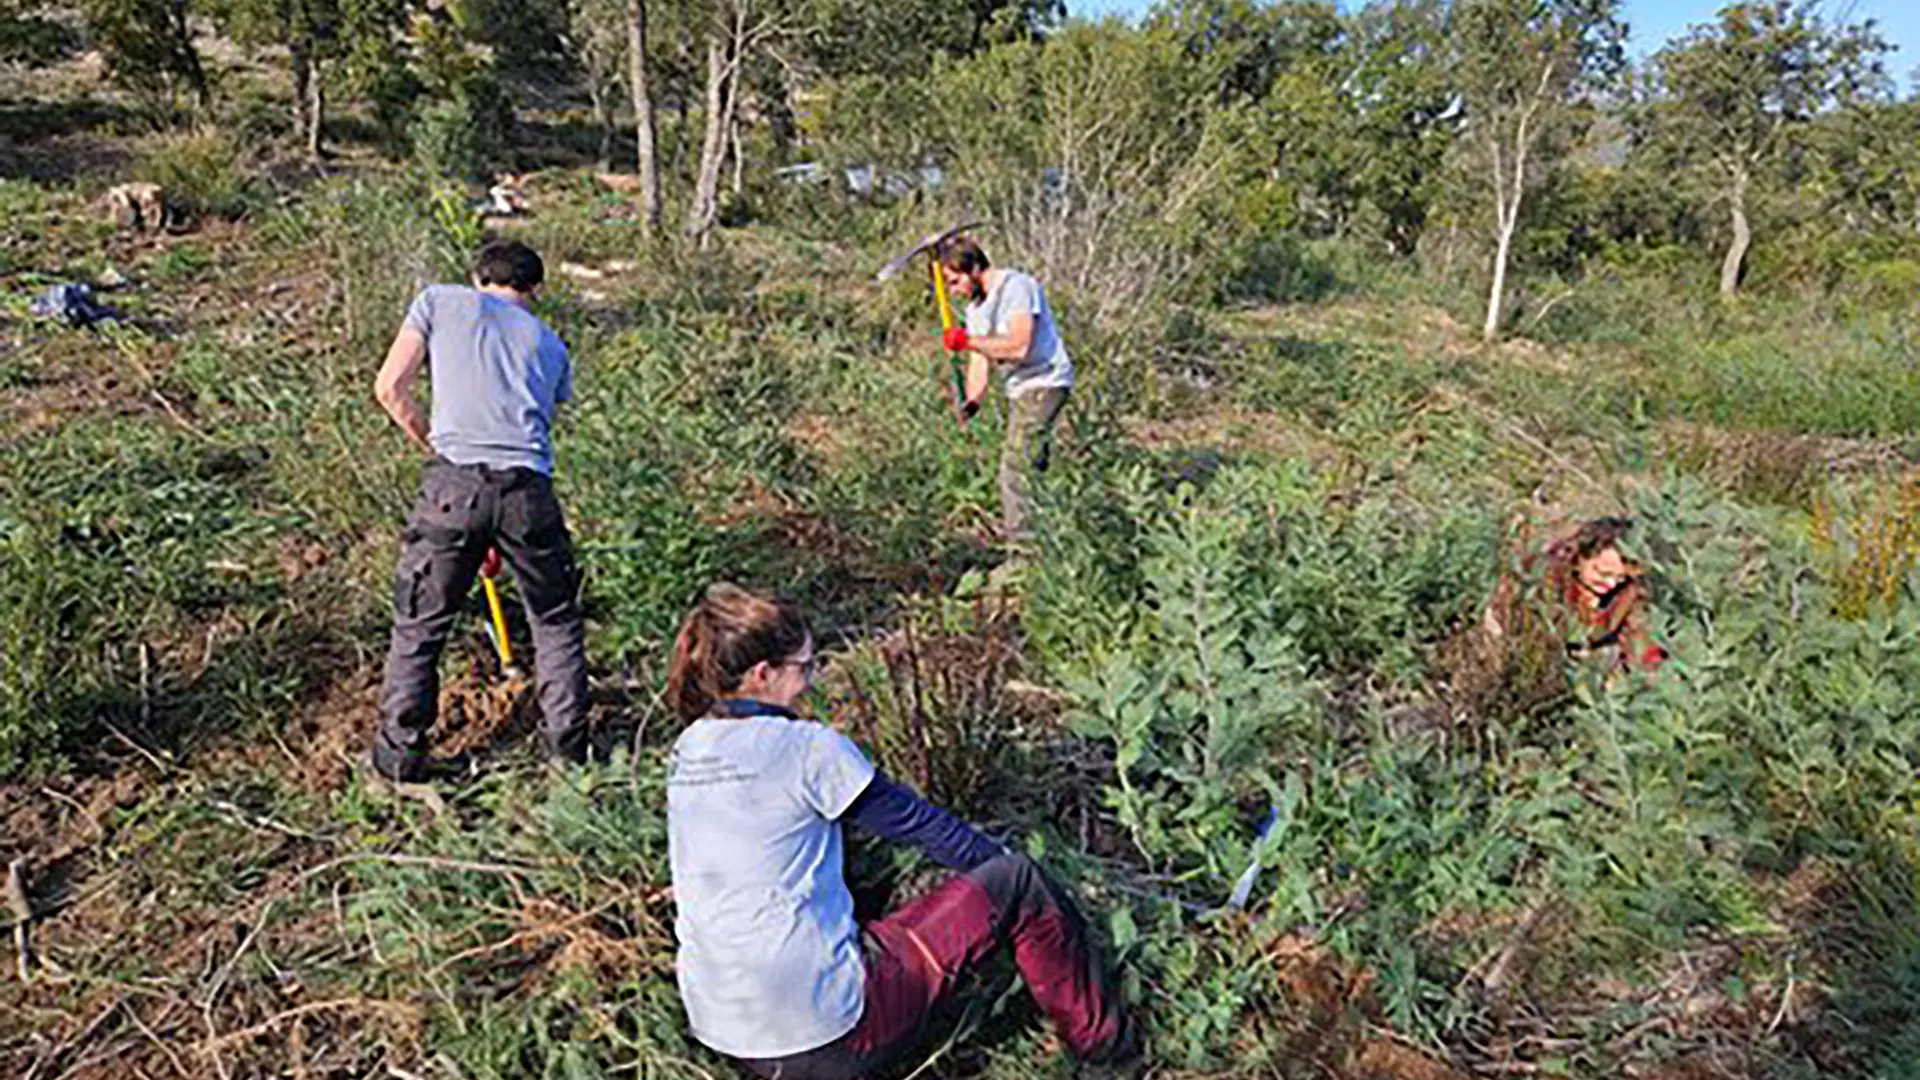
963, 270, 1074, 398
667, 714, 878, 1059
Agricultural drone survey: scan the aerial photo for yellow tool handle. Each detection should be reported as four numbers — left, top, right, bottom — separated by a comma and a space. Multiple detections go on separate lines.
930, 258, 969, 424
482, 574, 515, 669
931, 258, 956, 332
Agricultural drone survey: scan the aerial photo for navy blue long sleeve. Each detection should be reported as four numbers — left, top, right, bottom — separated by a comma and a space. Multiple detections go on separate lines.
845, 770, 1004, 871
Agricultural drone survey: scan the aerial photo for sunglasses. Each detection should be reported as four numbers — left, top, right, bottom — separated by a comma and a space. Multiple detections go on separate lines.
783, 653, 817, 678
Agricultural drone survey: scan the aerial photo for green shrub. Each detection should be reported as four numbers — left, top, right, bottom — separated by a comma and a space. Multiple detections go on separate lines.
1652, 324, 1920, 438
0, 8, 78, 65
1847, 257, 1920, 312
411, 99, 487, 183
0, 532, 80, 774
1045, 473, 1920, 1062
411, 80, 514, 182
224, 83, 293, 147
136, 128, 254, 219
0, 415, 296, 776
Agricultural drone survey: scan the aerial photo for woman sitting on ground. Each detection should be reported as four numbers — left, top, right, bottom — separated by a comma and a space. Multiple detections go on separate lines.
664, 583, 1139, 1079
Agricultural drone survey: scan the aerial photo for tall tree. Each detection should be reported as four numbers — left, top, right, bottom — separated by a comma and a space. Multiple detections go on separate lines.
685, 6, 738, 247
560, 0, 623, 167
336, 0, 414, 154
798, 0, 1056, 80
215, 0, 338, 156
82, 0, 210, 112
1, 0, 77, 66
1638, 1, 1891, 297
1451, 0, 1625, 341
685, 0, 781, 248
1154, 0, 1314, 106
1808, 96, 1920, 243
1346, 0, 1456, 256
627, 0, 662, 235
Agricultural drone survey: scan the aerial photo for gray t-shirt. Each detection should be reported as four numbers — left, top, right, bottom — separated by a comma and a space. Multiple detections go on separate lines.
667, 714, 877, 1059
963, 269, 1073, 397
404, 285, 571, 475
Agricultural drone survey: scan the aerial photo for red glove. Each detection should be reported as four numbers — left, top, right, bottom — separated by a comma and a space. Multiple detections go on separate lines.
481, 547, 502, 579
943, 326, 971, 352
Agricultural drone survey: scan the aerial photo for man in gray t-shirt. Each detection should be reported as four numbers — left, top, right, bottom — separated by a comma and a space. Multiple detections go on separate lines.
937, 236, 1074, 550
369, 240, 589, 781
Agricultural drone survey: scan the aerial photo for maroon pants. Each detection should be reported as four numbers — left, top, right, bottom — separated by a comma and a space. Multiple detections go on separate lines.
736, 853, 1126, 1080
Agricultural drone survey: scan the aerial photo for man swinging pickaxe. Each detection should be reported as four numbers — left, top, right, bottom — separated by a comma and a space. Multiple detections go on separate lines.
875, 225, 1077, 550
875, 221, 984, 424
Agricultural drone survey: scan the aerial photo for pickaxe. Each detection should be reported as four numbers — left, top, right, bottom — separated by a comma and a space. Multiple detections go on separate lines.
478, 547, 525, 680
875, 221, 984, 424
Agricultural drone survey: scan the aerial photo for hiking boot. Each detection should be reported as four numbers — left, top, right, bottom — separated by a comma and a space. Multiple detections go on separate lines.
368, 737, 428, 784
541, 724, 591, 768
364, 744, 471, 785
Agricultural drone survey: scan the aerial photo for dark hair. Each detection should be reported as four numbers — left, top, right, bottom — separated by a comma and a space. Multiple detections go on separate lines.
666, 583, 812, 722
1549, 517, 1635, 566
938, 236, 990, 275
472, 239, 545, 292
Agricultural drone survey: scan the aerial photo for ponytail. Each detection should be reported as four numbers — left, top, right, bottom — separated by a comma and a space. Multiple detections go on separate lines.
665, 583, 812, 723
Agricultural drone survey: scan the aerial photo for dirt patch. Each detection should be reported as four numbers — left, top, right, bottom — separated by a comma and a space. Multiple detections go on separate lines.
1267, 933, 1474, 1080
708, 476, 978, 601
284, 670, 381, 789
275, 533, 332, 582
712, 481, 878, 571
286, 663, 533, 790
1354, 1039, 1476, 1080
772, 506, 877, 572
0, 127, 132, 185
0, 768, 145, 905
249, 267, 336, 335
0, 364, 170, 441
435, 669, 537, 756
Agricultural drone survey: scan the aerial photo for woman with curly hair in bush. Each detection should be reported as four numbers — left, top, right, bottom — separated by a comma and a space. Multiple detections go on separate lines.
663, 583, 1140, 1079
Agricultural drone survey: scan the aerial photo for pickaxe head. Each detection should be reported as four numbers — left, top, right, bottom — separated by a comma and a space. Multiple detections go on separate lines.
873, 220, 986, 283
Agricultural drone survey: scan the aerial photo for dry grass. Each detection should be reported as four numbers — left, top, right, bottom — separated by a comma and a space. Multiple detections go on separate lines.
1810, 472, 1920, 619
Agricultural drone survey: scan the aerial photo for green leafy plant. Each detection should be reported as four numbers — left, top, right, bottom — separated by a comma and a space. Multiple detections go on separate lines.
137, 129, 255, 219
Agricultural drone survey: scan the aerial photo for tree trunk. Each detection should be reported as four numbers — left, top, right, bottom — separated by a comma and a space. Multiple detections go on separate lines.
587, 74, 613, 171
625, 0, 662, 238
170, 0, 211, 111
1483, 91, 1540, 343
686, 21, 736, 247
290, 39, 311, 140
1485, 208, 1515, 343
1484, 155, 1522, 343
305, 57, 326, 160
1720, 170, 1751, 298
729, 112, 744, 198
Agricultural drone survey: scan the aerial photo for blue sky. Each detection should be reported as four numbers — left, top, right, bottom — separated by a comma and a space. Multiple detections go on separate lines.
1065, 1, 1920, 80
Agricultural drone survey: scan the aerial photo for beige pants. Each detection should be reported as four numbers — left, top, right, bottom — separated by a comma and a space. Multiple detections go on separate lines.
999, 387, 1069, 545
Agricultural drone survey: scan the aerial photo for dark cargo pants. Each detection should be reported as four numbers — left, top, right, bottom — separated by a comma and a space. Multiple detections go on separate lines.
735, 853, 1129, 1080
372, 459, 588, 779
